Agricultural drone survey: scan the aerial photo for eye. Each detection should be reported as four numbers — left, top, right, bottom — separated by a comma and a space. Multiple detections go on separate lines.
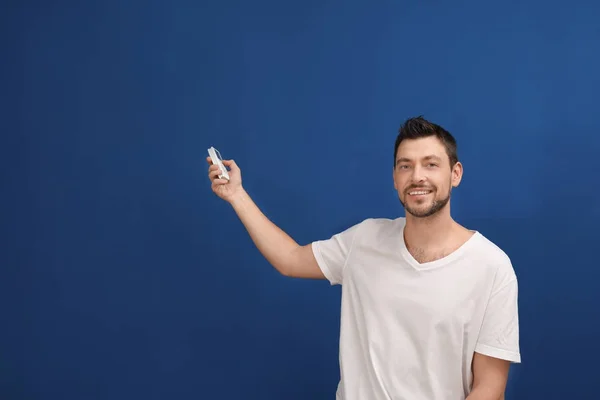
427, 163, 438, 168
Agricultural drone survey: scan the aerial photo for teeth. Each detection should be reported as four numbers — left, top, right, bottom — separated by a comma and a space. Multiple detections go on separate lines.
409, 191, 431, 195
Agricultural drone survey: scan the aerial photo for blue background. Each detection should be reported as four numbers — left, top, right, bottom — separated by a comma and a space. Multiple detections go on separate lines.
2, 0, 599, 399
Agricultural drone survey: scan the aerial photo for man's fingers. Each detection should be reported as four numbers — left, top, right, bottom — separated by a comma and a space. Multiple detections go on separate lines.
208, 168, 223, 180
207, 165, 219, 177
212, 178, 228, 186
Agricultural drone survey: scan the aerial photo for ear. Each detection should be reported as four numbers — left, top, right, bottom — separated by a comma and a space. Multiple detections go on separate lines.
451, 161, 463, 187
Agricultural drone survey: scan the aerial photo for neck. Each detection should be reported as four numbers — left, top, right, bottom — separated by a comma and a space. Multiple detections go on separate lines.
403, 206, 456, 249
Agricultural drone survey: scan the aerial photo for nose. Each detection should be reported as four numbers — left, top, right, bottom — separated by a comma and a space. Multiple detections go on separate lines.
410, 165, 426, 183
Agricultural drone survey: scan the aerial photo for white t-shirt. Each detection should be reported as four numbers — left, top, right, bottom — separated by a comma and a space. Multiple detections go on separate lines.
311, 217, 521, 400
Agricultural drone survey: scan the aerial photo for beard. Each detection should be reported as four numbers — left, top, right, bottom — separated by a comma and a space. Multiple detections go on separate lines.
399, 186, 451, 218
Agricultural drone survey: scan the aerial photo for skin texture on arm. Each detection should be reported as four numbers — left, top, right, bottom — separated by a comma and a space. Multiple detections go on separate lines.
466, 352, 511, 400
207, 157, 324, 279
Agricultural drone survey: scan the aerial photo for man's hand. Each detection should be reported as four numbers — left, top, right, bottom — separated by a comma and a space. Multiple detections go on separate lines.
207, 157, 243, 203
466, 352, 511, 400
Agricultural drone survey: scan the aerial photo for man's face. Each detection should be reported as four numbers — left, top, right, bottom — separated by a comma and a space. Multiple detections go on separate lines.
393, 136, 462, 218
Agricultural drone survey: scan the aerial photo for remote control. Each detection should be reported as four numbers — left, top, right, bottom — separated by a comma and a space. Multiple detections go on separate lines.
207, 146, 230, 180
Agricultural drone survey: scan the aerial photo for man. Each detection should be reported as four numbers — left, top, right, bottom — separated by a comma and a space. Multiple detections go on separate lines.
207, 116, 521, 400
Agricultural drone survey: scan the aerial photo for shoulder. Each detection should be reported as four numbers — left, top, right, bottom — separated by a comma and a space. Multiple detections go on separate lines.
355, 217, 406, 236
469, 232, 518, 289
341, 217, 406, 252
313, 217, 403, 260
360, 216, 406, 229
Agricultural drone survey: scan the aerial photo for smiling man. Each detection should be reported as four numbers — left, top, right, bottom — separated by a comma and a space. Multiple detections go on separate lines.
207, 116, 521, 400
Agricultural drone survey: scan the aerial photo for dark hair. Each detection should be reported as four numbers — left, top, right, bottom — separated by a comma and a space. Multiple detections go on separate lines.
394, 116, 458, 167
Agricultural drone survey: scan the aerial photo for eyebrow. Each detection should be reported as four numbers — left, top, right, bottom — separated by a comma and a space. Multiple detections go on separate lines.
396, 155, 442, 164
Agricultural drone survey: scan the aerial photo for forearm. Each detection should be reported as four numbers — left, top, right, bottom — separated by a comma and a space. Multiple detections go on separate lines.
229, 188, 299, 275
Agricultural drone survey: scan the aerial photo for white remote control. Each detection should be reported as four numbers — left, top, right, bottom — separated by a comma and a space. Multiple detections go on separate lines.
207, 146, 230, 180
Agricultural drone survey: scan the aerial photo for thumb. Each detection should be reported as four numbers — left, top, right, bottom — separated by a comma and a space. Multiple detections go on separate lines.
222, 159, 238, 171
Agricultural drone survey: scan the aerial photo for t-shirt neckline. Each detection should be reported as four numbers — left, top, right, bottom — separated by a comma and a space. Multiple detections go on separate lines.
397, 219, 481, 271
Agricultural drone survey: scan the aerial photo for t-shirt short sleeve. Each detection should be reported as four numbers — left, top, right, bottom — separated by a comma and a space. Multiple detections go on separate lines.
311, 220, 363, 285
475, 265, 521, 363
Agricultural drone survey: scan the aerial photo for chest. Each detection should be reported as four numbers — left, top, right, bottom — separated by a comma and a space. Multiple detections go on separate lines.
343, 250, 493, 331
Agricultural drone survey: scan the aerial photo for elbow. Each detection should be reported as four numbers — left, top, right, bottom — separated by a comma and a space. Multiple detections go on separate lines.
279, 265, 293, 277
275, 257, 296, 278
278, 245, 302, 278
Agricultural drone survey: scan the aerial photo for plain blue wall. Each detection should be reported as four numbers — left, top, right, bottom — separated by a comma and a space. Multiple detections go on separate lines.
2, 0, 599, 399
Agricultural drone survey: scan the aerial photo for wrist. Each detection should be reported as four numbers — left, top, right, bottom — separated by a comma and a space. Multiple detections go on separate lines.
228, 187, 249, 209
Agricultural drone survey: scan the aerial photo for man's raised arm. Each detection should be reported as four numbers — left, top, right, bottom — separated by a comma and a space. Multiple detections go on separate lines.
207, 157, 324, 279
